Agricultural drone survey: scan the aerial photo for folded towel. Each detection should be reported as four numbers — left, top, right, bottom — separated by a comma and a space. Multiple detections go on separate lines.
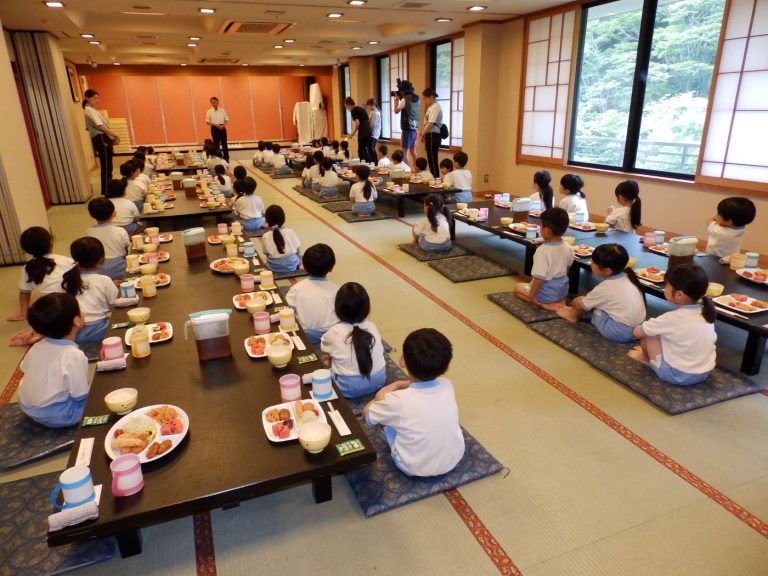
48, 501, 99, 532
115, 297, 139, 307
97, 353, 128, 372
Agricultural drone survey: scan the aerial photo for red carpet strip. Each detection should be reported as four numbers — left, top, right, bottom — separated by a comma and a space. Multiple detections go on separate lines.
0, 358, 24, 405
253, 165, 768, 541
193, 511, 217, 576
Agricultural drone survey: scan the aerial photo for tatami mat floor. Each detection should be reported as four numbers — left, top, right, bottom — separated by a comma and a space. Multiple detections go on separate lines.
2, 152, 767, 575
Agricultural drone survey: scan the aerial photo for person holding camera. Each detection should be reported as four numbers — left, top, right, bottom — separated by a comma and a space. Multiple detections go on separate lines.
392, 79, 420, 168
344, 97, 373, 163
420, 88, 443, 178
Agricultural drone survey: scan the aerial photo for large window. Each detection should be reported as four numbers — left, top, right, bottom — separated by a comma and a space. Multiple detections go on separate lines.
340, 64, 351, 134
376, 51, 407, 142
570, 0, 726, 177
431, 37, 464, 147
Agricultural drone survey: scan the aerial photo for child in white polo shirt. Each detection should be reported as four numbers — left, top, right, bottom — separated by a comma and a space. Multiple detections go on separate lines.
443, 151, 473, 204
286, 244, 339, 344
390, 149, 411, 173
412, 194, 452, 252
377, 144, 391, 168
705, 196, 756, 259
629, 264, 717, 385
19, 293, 89, 428
120, 159, 147, 211
86, 197, 129, 280
271, 143, 292, 176
514, 207, 574, 310
364, 328, 464, 477
106, 179, 143, 236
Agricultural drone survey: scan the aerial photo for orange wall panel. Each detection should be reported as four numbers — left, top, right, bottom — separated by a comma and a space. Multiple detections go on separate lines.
279, 76, 304, 139
189, 76, 222, 142
156, 77, 196, 144
124, 76, 165, 145
250, 76, 282, 139
84, 75, 129, 119
220, 76, 254, 142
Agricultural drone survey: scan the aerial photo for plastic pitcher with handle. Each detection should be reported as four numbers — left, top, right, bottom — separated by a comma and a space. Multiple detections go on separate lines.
185, 309, 233, 361
668, 236, 698, 268
511, 197, 531, 223
182, 227, 206, 262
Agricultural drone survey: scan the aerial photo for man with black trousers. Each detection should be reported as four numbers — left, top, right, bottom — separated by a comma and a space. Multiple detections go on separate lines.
344, 97, 373, 163
205, 96, 229, 161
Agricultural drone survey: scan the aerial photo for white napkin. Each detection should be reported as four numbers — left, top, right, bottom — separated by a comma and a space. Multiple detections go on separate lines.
48, 501, 99, 532
96, 353, 129, 372
115, 297, 139, 307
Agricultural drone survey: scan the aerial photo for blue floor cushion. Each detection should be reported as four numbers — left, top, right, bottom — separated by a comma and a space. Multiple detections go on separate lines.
0, 404, 76, 470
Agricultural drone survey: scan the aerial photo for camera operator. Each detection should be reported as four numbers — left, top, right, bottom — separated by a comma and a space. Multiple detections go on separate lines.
392, 79, 420, 168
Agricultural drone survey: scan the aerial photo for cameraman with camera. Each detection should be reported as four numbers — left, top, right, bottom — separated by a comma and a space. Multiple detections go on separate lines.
392, 79, 420, 169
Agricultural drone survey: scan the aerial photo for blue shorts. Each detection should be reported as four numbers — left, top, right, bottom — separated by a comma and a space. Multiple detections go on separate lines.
76, 317, 110, 344
275, 165, 291, 176
334, 366, 386, 399
267, 253, 300, 274
418, 237, 452, 252
98, 257, 126, 281
591, 309, 635, 343
402, 129, 417, 150
241, 217, 265, 233
302, 327, 325, 345
121, 222, 141, 236
304, 178, 313, 188
319, 186, 340, 198
446, 191, 473, 204
650, 355, 709, 386
353, 201, 376, 215
535, 275, 569, 303
20, 395, 87, 428
311, 183, 321, 192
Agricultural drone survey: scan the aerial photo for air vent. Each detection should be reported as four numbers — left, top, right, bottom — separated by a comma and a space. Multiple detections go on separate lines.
394, 1, 430, 7
220, 21, 292, 35
199, 57, 240, 64
134, 34, 158, 40
138, 41, 159, 45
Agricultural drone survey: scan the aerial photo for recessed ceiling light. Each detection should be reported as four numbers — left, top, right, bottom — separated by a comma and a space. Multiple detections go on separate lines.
199, 7, 215, 14
367, 40, 379, 45
81, 33, 94, 39
327, 13, 343, 18
89, 41, 101, 45
467, 5, 486, 11
273, 44, 284, 49
242, 63, 249, 66
435, 17, 452, 22
180, 63, 188, 66
119, 11, 167, 15
347, 0, 366, 5
189, 36, 201, 41
113, 62, 121, 66
284, 39, 295, 43
187, 43, 198, 47
299, 64, 306, 67
351, 46, 362, 50
44, 1, 64, 7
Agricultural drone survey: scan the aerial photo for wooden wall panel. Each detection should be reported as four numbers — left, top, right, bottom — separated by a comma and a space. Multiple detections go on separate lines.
251, 76, 282, 139
279, 76, 304, 139
220, 75, 254, 142
156, 76, 196, 144
123, 76, 165, 145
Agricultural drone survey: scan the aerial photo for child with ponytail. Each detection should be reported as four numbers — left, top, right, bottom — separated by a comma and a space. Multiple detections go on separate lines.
61, 237, 119, 344
120, 159, 147, 211
558, 173, 588, 216
629, 264, 717, 385
530, 170, 554, 210
557, 243, 646, 342
261, 205, 302, 273
412, 194, 451, 252
349, 164, 377, 216
317, 157, 341, 198
321, 282, 386, 398
214, 164, 233, 198
606, 180, 642, 233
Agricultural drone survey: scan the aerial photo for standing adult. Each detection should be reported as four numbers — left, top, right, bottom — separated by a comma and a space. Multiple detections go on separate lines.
420, 88, 443, 178
83, 89, 120, 196
205, 96, 229, 161
366, 98, 381, 162
392, 80, 420, 168
344, 97, 373, 163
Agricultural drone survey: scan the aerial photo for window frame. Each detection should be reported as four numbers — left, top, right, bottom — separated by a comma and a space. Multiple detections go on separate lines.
429, 36, 464, 148
376, 55, 392, 140
339, 64, 351, 134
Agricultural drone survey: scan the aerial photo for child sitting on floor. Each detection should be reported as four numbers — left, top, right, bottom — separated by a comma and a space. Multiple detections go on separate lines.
261, 142, 275, 167
317, 157, 341, 198
364, 327, 464, 477
214, 164, 234, 198
321, 137, 333, 156
412, 194, 452, 252
557, 244, 646, 342
390, 149, 411, 173
438, 158, 453, 182
271, 144, 292, 176
705, 196, 756, 259
261, 205, 302, 273
232, 164, 247, 185
514, 207, 573, 310
340, 140, 351, 160
629, 264, 717, 386
529, 170, 554, 210
62, 237, 119, 344
558, 173, 589, 217
105, 179, 143, 236
443, 151, 473, 204
86, 198, 129, 280
232, 177, 266, 232
377, 144, 391, 168
286, 244, 339, 344
120, 159, 147, 211
19, 293, 89, 428
252, 141, 266, 167
301, 154, 316, 189
306, 150, 324, 190
413, 157, 432, 182
349, 165, 377, 216
206, 148, 228, 176
605, 180, 642, 233
321, 282, 386, 398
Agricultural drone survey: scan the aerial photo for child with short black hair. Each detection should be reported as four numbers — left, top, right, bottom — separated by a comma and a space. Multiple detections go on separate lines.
705, 196, 757, 258
252, 141, 266, 167
286, 244, 339, 344
364, 327, 464, 477
261, 205, 302, 273
412, 194, 451, 252
105, 179, 143, 235
331, 139, 340, 156
530, 170, 554, 210
19, 293, 89, 428
262, 141, 275, 166
558, 173, 588, 216
320, 137, 333, 156
438, 158, 453, 181
86, 197, 129, 280
62, 237, 119, 344
391, 149, 411, 172
301, 154, 316, 189
321, 282, 386, 398
206, 148, 228, 175
606, 180, 642, 233
145, 146, 156, 173
557, 243, 646, 342
232, 176, 266, 232
317, 157, 340, 198
629, 264, 717, 385
377, 144, 391, 167
349, 165, 377, 215
131, 154, 152, 189
443, 151, 472, 204
414, 157, 431, 181
514, 207, 573, 309
214, 164, 233, 198
271, 143, 292, 176
232, 165, 247, 182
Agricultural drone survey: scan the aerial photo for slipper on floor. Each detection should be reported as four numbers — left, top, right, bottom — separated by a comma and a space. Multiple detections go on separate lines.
9, 328, 42, 347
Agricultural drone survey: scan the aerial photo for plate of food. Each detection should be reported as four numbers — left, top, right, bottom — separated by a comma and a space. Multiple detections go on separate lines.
164, 203, 174, 209
145, 232, 173, 243
508, 222, 539, 233
647, 243, 669, 256
262, 399, 326, 442
569, 222, 597, 231
199, 201, 222, 208
635, 266, 666, 283
736, 268, 768, 286
530, 210, 543, 218
232, 291, 273, 310
713, 294, 768, 314
138, 251, 170, 264
244, 332, 294, 359
104, 404, 189, 463
124, 322, 173, 345
162, 193, 176, 201
210, 257, 249, 273
573, 244, 595, 257
133, 272, 171, 288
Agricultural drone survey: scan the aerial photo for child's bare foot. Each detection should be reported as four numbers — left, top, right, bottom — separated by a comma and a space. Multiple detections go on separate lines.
539, 299, 566, 311
6, 313, 26, 322
556, 306, 579, 323
627, 346, 649, 365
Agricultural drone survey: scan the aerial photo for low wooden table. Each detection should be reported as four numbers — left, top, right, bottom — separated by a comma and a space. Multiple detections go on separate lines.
140, 195, 232, 231
47, 231, 376, 557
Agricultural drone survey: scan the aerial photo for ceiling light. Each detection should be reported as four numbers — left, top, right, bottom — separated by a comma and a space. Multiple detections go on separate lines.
44, 1, 64, 7
284, 39, 295, 43
187, 43, 198, 47
81, 33, 94, 39
199, 7, 215, 14
113, 62, 121, 66
367, 40, 379, 45
273, 44, 284, 49
435, 17, 452, 22
242, 63, 249, 66
347, 0, 366, 5
299, 64, 306, 67
189, 36, 201, 41
89, 40, 101, 45
467, 5, 487, 11
351, 46, 362, 50
327, 13, 343, 18
119, 11, 167, 15
180, 63, 188, 66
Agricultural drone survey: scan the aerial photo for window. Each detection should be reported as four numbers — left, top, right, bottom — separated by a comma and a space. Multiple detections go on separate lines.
431, 37, 464, 147
377, 56, 391, 139
340, 64, 351, 134
570, 0, 726, 177
382, 51, 407, 142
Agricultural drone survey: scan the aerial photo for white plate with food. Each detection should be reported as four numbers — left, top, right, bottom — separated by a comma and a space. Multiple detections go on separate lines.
210, 257, 249, 274
138, 251, 170, 264
647, 243, 669, 256
507, 222, 539, 233
262, 399, 326, 442
145, 232, 173, 243
124, 322, 173, 345
713, 294, 768, 314
573, 244, 595, 258
736, 268, 768, 286
635, 267, 666, 283
104, 404, 189, 463
133, 272, 171, 289
244, 332, 294, 359
569, 222, 597, 231
232, 291, 273, 310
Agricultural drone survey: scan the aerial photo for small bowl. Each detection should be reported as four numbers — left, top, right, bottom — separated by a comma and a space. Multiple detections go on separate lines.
233, 263, 250, 276
595, 223, 609, 233
267, 344, 293, 369
104, 388, 138, 415
246, 299, 267, 314
500, 217, 514, 227
207, 201, 218, 209
144, 227, 159, 236
127, 307, 151, 324
562, 235, 576, 245
298, 421, 332, 453
142, 243, 158, 253
220, 235, 236, 245
627, 256, 638, 269
456, 203, 468, 211
139, 262, 158, 275
706, 282, 724, 297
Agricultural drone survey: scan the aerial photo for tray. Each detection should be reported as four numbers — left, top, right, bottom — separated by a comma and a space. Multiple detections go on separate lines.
138, 251, 170, 264
647, 243, 669, 256
572, 245, 595, 258
233, 291, 274, 310
244, 332, 294, 358
261, 400, 326, 443
735, 268, 768, 286
104, 404, 189, 464
713, 294, 768, 315
210, 257, 249, 274
569, 222, 597, 232
133, 273, 171, 289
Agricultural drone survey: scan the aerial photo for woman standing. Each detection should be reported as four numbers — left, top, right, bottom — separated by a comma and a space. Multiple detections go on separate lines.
83, 89, 120, 195
366, 98, 382, 162
420, 88, 443, 178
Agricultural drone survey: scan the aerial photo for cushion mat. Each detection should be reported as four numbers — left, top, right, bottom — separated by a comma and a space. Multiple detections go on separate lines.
398, 242, 474, 262
299, 191, 345, 204
322, 201, 355, 213
338, 211, 392, 223
486, 291, 560, 324
428, 255, 515, 283
0, 404, 76, 470
530, 319, 763, 414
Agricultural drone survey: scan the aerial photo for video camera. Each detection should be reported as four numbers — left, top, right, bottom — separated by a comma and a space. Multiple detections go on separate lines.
390, 78, 414, 98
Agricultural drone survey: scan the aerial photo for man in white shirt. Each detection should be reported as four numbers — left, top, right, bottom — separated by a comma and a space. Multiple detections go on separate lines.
205, 97, 230, 161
